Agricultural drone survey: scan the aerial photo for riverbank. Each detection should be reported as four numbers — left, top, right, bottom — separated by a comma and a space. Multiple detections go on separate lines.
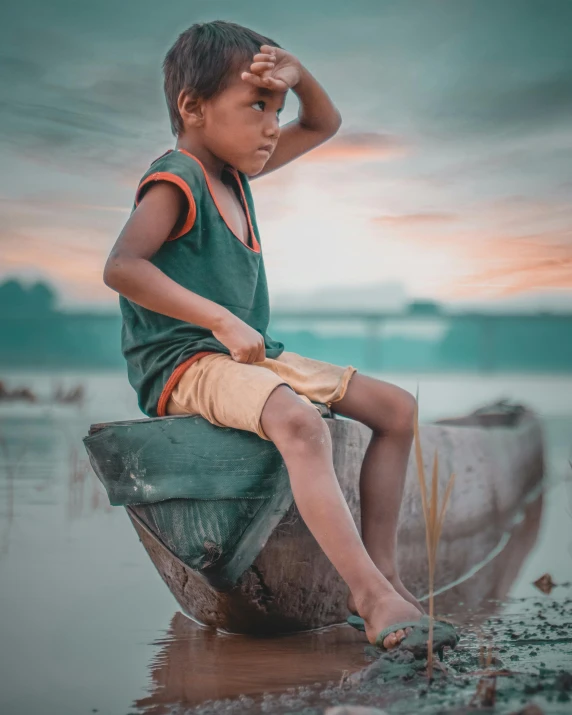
163, 589, 571, 715
134, 483, 572, 715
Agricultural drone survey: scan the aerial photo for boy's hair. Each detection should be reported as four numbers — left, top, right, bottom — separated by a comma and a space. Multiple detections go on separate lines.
163, 20, 281, 136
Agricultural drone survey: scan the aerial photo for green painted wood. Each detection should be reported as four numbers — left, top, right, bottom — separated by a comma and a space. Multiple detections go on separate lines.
84, 413, 291, 503
84, 405, 332, 586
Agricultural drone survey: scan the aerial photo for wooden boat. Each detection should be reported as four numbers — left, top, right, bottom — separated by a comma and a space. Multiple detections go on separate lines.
85, 399, 544, 634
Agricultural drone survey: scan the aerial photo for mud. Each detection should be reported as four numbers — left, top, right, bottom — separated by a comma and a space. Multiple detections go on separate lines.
144, 592, 571, 715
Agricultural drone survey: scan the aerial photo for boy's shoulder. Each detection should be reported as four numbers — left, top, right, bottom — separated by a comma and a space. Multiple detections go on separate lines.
136, 149, 207, 205
140, 149, 205, 184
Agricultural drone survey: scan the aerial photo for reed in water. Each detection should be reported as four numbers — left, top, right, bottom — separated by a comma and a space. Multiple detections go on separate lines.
413, 389, 456, 678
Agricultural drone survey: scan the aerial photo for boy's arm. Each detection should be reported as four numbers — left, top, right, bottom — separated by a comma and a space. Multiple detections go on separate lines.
244, 47, 342, 179
103, 182, 266, 363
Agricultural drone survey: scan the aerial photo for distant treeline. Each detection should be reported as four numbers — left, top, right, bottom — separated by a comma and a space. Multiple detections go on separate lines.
1, 280, 571, 372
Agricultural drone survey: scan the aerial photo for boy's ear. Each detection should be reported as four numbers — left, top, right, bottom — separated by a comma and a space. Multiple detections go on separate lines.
177, 90, 204, 128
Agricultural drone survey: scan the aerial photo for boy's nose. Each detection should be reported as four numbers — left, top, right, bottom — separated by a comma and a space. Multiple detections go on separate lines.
264, 115, 280, 138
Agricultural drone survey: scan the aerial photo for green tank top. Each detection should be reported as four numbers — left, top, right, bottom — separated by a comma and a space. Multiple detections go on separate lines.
120, 148, 284, 417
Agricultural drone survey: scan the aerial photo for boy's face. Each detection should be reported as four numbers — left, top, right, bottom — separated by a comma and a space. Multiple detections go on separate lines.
195, 70, 286, 175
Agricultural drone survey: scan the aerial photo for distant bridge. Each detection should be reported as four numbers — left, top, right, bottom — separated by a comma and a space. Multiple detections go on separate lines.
270, 306, 572, 373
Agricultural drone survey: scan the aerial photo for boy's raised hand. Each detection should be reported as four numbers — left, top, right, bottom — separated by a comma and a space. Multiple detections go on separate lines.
240, 44, 341, 179
241, 45, 301, 92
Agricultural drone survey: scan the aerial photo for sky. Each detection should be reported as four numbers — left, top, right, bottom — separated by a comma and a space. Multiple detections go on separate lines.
1, 0, 571, 310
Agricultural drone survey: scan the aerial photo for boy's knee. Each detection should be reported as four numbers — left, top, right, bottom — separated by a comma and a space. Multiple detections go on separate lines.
283, 402, 326, 441
263, 389, 327, 446
368, 382, 416, 434
390, 390, 417, 433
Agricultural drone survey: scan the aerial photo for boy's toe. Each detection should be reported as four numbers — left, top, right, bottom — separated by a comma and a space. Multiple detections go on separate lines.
382, 632, 398, 649
382, 629, 408, 650
375, 618, 458, 654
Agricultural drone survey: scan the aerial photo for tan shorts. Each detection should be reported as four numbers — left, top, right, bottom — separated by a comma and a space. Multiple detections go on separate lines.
165, 351, 357, 441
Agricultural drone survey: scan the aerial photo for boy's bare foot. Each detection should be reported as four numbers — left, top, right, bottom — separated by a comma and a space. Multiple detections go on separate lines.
360, 592, 422, 649
348, 575, 424, 616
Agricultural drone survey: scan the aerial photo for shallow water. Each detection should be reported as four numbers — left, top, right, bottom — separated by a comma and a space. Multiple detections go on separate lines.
0, 371, 571, 715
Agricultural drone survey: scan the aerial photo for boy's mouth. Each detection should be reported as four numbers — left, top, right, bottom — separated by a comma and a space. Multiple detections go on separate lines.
257, 143, 274, 155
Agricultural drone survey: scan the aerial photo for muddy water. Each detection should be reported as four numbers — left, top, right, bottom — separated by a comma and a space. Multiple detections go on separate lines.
135, 619, 368, 710
0, 372, 571, 715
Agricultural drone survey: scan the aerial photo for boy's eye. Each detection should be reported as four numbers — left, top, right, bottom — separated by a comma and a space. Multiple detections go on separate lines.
252, 100, 282, 118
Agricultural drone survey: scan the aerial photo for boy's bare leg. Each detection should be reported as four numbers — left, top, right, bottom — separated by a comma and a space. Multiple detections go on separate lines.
260, 385, 421, 649
330, 373, 424, 614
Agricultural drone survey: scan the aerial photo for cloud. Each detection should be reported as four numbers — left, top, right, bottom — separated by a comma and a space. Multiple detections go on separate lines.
441, 71, 572, 137
0, 194, 129, 241
370, 189, 572, 299
486, 195, 572, 227
0, 225, 116, 304
439, 231, 572, 297
0, 54, 46, 84
374, 194, 572, 245
2, 1, 572, 307
0, 100, 133, 145
0, 192, 127, 306
0, 40, 169, 179
299, 132, 410, 163
0, 196, 129, 215
372, 212, 458, 227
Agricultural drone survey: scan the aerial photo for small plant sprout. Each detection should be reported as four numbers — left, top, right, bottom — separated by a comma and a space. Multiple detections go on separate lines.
413, 388, 456, 679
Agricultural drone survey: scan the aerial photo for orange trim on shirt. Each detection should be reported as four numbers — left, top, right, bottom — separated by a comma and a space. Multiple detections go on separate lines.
228, 167, 260, 253
176, 148, 260, 254
136, 171, 197, 240
157, 351, 217, 417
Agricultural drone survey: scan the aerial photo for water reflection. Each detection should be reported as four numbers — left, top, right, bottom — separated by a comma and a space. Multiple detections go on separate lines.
133, 493, 543, 714
0, 415, 110, 555
135, 620, 368, 714
433, 494, 543, 622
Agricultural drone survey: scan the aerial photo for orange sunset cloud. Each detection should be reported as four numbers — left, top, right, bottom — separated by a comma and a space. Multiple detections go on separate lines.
1, 224, 116, 303
299, 132, 410, 162
372, 212, 459, 226
441, 232, 572, 297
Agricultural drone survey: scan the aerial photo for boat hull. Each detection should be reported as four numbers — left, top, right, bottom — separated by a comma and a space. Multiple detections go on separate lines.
127, 403, 544, 634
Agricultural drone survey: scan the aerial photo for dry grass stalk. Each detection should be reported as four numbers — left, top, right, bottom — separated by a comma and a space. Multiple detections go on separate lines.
470, 675, 497, 708
478, 635, 495, 669
413, 389, 456, 679
486, 644, 494, 668
338, 669, 349, 689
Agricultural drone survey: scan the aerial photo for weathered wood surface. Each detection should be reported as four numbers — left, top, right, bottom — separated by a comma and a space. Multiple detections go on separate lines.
129, 402, 543, 634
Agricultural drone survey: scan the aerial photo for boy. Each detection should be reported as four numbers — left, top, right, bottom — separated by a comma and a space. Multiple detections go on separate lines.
104, 20, 429, 650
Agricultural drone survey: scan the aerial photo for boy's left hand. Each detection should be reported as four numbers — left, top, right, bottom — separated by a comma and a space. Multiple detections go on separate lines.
241, 45, 302, 92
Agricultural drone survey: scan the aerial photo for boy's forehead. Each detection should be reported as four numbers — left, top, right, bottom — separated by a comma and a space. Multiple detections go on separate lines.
253, 86, 287, 105
229, 73, 287, 104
